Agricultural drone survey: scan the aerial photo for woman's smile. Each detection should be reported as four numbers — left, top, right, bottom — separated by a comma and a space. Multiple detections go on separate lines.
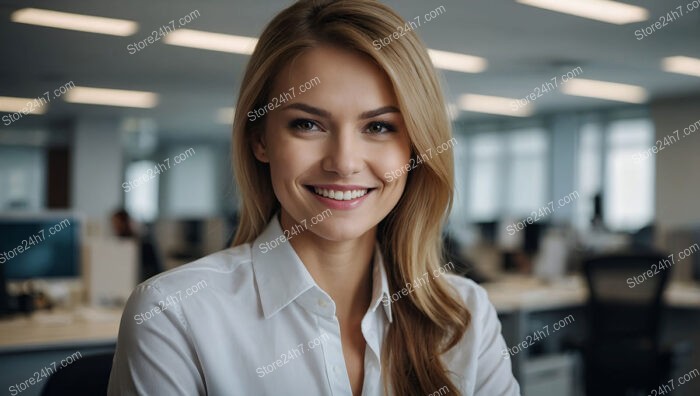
306, 184, 376, 209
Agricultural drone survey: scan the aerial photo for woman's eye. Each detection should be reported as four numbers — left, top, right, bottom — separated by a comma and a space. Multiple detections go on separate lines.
289, 119, 320, 132
366, 121, 396, 135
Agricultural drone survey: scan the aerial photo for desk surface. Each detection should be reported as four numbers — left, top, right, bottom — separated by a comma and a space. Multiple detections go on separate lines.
2, 278, 700, 351
0, 307, 122, 353
483, 275, 700, 313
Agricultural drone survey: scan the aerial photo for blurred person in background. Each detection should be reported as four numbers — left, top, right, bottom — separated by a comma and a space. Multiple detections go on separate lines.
110, 208, 162, 282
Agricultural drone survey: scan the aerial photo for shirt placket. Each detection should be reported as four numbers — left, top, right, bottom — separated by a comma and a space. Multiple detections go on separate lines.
302, 290, 353, 396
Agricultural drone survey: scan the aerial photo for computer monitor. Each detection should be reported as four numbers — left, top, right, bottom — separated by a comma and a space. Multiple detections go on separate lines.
0, 213, 81, 280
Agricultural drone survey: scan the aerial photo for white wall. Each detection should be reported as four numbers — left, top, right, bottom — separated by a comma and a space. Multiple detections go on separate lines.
71, 118, 123, 233
651, 98, 700, 228
160, 144, 218, 217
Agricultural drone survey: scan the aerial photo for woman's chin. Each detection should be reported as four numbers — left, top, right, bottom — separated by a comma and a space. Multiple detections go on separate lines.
309, 223, 374, 243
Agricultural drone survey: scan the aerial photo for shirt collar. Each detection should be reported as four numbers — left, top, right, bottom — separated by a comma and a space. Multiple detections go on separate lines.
251, 214, 392, 323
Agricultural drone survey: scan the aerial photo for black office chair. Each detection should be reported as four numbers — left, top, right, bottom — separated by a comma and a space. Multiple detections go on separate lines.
41, 353, 114, 396
581, 252, 682, 396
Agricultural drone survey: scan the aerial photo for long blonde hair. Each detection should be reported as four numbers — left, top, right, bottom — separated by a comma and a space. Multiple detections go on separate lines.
231, 1, 470, 394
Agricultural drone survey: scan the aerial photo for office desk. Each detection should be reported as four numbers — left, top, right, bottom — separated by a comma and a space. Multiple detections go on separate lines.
483, 276, 700, 396
484, 274, 700, 313
2, 282, 700, 396
0, 307, 121, 396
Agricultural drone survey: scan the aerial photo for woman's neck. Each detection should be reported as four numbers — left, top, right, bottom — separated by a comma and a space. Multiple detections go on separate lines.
280, 212, 376, 322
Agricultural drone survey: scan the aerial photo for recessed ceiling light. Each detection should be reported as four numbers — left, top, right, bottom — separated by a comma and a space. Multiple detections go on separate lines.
164, 29, 258, 54
662, 56, 700, 78
561, 78, 648, 103
516, 0, 648, 25
428, 49, 487, 74
10, 8, 137, 36
458, 94, 534, 117
0, 96, 47, 114
64, 87, 158, 108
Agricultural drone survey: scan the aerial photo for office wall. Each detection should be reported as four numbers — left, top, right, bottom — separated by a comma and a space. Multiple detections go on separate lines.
651, 97, 700, 228
159, 143, 231, 217
548, 115, 578, 224
71, 118, 123, 232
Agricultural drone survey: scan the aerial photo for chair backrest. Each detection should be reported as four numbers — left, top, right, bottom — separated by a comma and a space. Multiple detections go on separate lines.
41, 353, 114, 396
583, 252, 670, 345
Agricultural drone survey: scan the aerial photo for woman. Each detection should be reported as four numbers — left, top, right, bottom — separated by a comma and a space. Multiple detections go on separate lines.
108, 1, 520, 395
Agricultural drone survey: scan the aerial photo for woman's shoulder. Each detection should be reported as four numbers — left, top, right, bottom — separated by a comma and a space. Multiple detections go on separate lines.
442, 274, 495, 318
135, 243, 254, 298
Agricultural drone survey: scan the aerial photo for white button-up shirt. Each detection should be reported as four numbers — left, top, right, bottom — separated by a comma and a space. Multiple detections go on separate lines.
108, 217, 520, 395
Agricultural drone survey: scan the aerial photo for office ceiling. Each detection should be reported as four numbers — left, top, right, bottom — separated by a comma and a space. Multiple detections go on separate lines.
0, 0, 699, 140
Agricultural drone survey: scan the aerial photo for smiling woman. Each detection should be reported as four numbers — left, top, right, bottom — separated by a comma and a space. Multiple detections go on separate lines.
107, 1, 520, 395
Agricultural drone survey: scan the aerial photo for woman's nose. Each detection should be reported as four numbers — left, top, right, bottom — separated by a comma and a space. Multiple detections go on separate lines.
321, 128, 364, 177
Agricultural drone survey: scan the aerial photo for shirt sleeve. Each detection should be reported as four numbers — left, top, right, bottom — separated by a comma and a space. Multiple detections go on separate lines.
474, 288, 522, 396
107, 283, 205, 396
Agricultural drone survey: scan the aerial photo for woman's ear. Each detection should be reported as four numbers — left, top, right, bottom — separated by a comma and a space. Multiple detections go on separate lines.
251, 131, 270, 163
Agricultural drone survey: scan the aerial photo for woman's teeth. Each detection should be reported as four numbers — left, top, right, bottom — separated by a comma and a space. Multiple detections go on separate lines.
313, 187, 368, 201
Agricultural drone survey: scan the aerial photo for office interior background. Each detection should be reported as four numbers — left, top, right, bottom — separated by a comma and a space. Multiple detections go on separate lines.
1, 0, 699, 395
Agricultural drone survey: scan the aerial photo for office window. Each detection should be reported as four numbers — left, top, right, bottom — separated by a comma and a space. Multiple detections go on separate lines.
467, 133, 504, 221
575, 123, 603, 229
0, 147, 46, 210
506, 129, 548, 216
605, 119, 654, 230
124, 160, 159, 222
465, 128, 548, 221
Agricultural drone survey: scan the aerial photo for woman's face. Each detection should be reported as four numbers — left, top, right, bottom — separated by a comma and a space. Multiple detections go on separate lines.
253, 45, 412, 242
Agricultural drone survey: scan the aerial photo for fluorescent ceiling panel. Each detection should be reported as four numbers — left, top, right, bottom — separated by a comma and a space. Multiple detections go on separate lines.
458, 94, 533, 117
662, 56, 700, 78
164, 29, 258, 54
11, 8, 137, 36
561, 78, 648, 103
516, 0, 648, 24
428, 49, 488, 73
64, 87, 159, 108
0, 96, 47, 114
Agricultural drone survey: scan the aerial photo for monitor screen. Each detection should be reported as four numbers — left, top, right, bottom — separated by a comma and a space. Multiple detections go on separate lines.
0, 214, 80, 280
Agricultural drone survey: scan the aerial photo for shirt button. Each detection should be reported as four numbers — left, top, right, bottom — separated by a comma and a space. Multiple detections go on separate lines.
318, 299, 327, 308
333, 365, 341, 375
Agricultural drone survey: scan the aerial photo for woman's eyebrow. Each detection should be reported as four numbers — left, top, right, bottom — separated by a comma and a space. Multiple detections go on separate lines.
359, 106, 400, 119
282, 102, 331, 118
281, 103, 400, 120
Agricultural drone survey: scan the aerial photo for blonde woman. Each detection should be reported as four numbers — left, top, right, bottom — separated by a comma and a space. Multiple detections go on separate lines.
108, 1, 520, 395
